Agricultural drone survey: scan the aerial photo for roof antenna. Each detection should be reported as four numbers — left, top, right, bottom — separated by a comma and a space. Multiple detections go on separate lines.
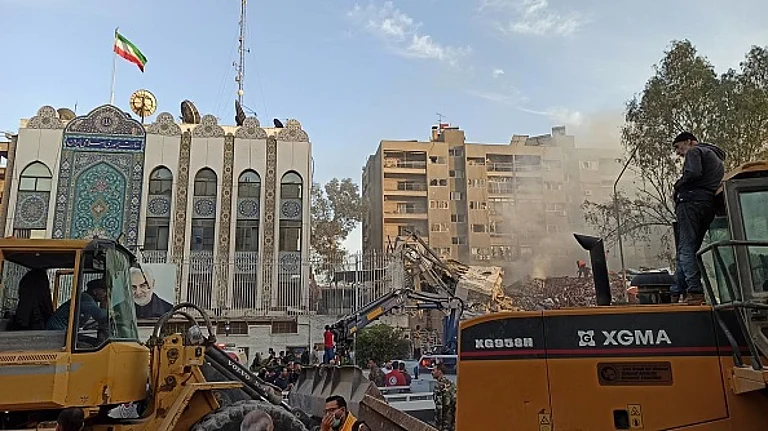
233, 0, 249, 106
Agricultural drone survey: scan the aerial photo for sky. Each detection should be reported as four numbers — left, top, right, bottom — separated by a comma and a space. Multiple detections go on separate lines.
2, 0, 768, 251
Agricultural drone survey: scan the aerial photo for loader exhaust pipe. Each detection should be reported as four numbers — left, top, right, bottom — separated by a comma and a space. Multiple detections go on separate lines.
574, 233, 611, 306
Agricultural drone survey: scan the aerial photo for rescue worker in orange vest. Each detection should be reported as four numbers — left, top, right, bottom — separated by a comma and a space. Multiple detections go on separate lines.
320, 395, 370, 431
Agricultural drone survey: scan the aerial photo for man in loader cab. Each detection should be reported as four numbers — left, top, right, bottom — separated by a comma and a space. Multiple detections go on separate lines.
671, 132, 726, 303
46, 278, 108, 335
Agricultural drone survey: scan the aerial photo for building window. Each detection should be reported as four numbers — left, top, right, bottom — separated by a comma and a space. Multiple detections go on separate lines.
580, 161, 598, 171
145, 167, 173, 252
281, 171, 303, 200
472, 224, 486, 233
431, 223, 449, 232
236, 170, 261, 252
451, 236, 466, 245
429, 179, 448, 187
279, 171, 303, 255
271, 320, 299, 334
429, 156, 446, 164
19, 161, 52, 192
194, 168, 218, 196
448, 148, 463, 157
148, 166, 173, 195
451, 214, 466, 223
430, 200, 449, 209
14, 162, 53, 236
469, 201, 487, 210
547, 225, 561, 233
449, 169, 464, 179
144, 218, 170, 251
450, 192, 463, 201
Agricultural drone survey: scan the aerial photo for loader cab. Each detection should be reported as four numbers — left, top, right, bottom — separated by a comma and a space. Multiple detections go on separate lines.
0, 238, 140, 352
697, 160, 768, 361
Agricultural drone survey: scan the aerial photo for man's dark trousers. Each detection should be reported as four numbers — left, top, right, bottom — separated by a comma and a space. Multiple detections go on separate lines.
672, 199, 716, 296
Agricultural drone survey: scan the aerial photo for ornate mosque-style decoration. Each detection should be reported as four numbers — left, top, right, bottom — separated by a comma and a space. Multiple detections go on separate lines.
147, 112, 182, 136
26, 106, 65, 129
52, 105, 145, 248
14, 191, 50, 229
235, 117, 267, 139
192, 115, 225, 138
275, 119, 309, 142
171, 131, 193, 264
261, 135, 278, 310
216, 134, 236, 309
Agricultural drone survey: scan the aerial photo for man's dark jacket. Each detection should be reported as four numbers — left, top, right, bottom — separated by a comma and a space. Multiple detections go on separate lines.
674, 142, 726, 203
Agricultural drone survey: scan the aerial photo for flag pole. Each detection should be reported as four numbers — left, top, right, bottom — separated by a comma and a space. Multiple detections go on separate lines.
110, 27, 118, 105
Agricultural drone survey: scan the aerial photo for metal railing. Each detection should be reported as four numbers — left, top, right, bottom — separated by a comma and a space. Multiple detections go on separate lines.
130, 250, 403, 318
383, 160, 427, 169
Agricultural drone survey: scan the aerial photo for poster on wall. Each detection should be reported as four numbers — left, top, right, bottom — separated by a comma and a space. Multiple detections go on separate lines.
131, 264, 177, 319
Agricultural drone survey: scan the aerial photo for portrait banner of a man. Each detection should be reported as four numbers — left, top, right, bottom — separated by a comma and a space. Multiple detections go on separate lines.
131, 264, 176, 319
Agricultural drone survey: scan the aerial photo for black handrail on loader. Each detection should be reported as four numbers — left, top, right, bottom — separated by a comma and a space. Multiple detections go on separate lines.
696, 239, 768, 370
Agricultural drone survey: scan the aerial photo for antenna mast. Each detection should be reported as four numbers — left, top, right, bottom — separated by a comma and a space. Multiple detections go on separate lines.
234, 0, 248, 105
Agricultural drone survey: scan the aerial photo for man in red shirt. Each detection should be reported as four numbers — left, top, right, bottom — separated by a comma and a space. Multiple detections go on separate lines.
385, 360, 407, 388
323, 326, 335, 364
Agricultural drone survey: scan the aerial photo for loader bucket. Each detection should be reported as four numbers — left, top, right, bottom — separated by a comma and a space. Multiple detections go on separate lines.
359, 395, 438, 431
288, 365, 384, 419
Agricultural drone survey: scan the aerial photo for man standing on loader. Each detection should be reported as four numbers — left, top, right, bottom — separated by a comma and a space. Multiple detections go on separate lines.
670, 132, 726, 303
431, 363, 456, 431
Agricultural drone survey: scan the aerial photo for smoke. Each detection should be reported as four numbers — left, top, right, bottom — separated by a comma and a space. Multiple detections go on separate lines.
565, 110, 625, 150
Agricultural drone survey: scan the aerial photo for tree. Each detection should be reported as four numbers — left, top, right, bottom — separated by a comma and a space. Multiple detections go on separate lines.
354, 323, 411, 366
310, 178, 366, 262
583, 40, 768, 262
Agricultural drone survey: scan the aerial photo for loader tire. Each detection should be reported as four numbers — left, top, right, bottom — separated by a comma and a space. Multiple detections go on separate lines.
191, 400, 309, 431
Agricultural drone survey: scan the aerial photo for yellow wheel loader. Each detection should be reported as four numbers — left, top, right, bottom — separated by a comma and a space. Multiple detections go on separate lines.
0, 239, 312, 430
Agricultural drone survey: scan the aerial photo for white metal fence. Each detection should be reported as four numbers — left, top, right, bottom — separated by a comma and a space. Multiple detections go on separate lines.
137, 250, 406, 318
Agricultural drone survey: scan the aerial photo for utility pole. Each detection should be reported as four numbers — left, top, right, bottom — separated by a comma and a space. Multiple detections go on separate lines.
613, 146, 639, 295
234, 0, 248, 105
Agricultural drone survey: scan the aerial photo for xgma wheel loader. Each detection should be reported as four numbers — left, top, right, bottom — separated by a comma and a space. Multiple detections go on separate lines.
454, 160, 768, 430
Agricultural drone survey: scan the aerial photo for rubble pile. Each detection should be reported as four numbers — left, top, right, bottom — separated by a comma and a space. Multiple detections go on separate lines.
504, 275, 628, 311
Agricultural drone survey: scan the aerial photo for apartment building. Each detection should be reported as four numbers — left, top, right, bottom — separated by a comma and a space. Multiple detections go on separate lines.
0, 140, 8, 205
362, 125, 657, 273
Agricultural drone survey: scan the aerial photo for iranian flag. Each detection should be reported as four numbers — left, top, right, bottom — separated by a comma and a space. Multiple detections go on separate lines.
113, 31, 147, 72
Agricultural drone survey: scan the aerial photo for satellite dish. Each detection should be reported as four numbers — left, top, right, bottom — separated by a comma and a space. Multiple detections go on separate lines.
273, 118, 284, 128
57, 108, 76, 121
181, 100, 201, 124
129, 89, 157, 119
235, 100, 246, 126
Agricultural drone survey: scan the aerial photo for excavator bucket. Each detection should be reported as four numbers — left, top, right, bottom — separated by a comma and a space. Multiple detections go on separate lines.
289, 365, 383, 418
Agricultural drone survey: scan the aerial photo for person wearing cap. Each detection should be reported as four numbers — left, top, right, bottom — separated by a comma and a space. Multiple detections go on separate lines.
431, 363, 456, 431
671, 132, 726, 303
46, 278, 109, 331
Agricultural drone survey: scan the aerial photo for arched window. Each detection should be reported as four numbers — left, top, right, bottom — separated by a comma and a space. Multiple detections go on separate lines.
148, 166, 173, 196
280, 171, 302, 200
19, 162, 52, 192
188, 168, 218, 310
233, 170, 261, 309
144, 166, 173, 254
14, 161, 53, 238
278, 171, 303, 308
235, 170, 261, 252
194, 168, 217, 197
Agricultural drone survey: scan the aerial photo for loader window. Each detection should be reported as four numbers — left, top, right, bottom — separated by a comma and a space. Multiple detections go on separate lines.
73, 247, 139, 351
738, 190, 768, 292
0, 251, 76, 352
701, 216, 737, 304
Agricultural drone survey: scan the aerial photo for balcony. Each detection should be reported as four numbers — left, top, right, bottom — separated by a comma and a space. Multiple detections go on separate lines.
383, 159, 427, 172
384, 182, 428, 196
384, 205, 428, 219
486, 162, 542, 174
